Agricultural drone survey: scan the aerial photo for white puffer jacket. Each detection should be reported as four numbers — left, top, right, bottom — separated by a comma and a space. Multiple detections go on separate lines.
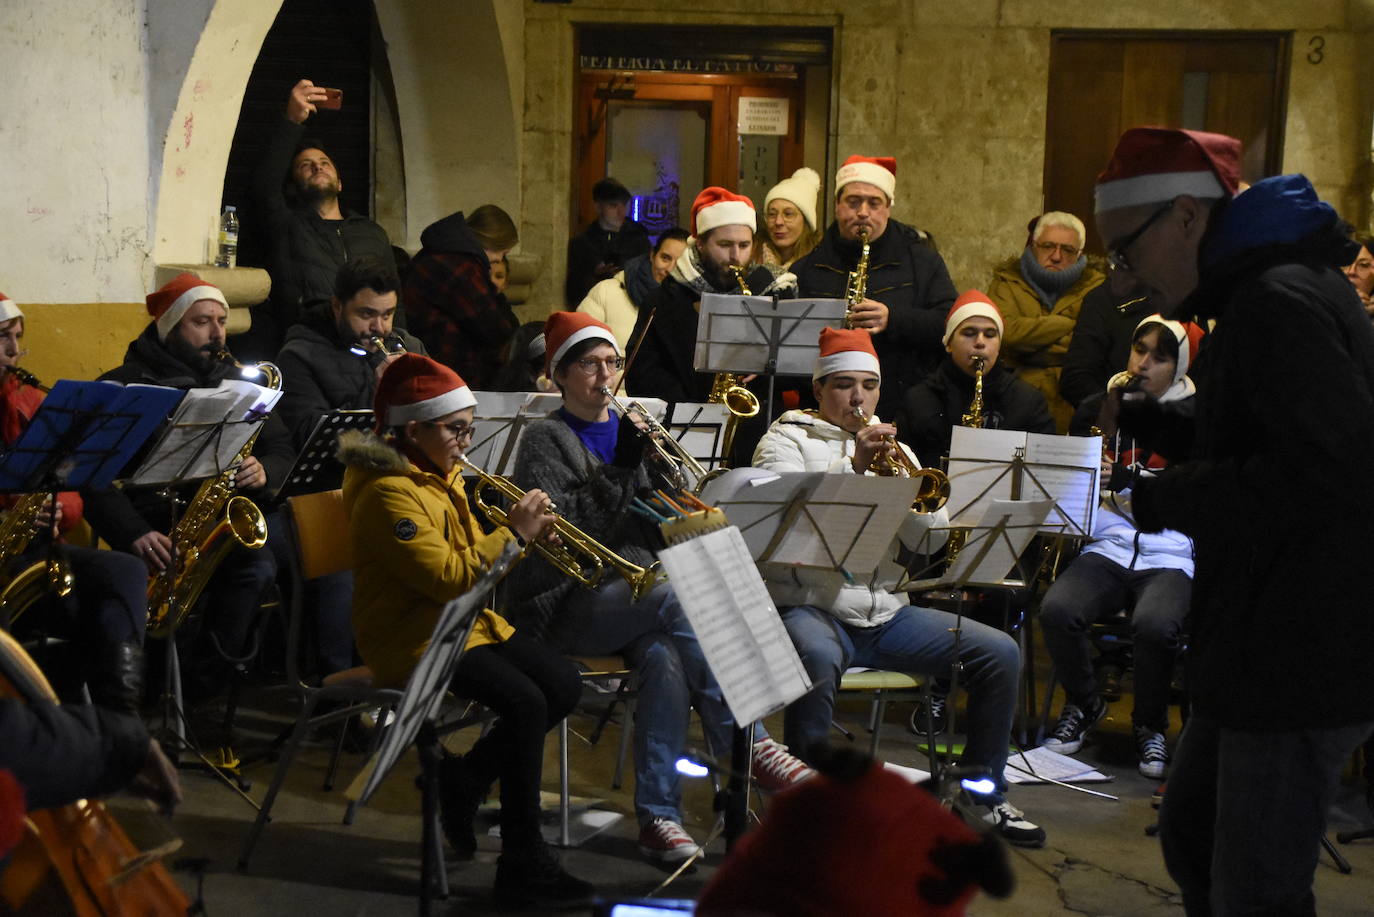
752, 409, 950, 628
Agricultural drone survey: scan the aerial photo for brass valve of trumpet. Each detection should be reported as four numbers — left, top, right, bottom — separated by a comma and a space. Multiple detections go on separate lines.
600, 386, 710, 493
852, 405, 950, 514
457, 455, 662, 601
350, 334, 408, 358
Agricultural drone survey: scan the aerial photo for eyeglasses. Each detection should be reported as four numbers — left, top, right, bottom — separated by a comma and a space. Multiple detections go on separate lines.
573, 357, 625, 375
1107, 201, 1175, 272
425, 421, 476, 441
1033, 240, 1082, 259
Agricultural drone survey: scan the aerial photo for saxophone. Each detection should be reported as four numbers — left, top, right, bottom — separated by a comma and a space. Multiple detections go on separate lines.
0, 369, 74, 622
843, 228, 871, 328
961, 356, 987, 429
145, 356, 281, 638
711, 265, 762, 462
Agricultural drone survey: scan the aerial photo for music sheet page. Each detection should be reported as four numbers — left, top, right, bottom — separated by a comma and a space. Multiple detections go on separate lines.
658, 526, 811, 724
1022, 433, 1102, 537
946, 427, 1025, 524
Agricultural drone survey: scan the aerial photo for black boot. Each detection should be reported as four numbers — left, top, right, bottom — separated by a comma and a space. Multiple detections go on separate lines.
438, 754, 487, 860
494, 836, 595, 910
90, 642, 145, 715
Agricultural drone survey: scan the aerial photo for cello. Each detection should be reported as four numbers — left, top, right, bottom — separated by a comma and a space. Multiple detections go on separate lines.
0, 628, 190, 915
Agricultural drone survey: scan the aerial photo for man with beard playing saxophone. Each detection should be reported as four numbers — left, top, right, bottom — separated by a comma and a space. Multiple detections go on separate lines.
84, 273, 292, 701
752, 326, 1045, 847
0, 292, 150, 714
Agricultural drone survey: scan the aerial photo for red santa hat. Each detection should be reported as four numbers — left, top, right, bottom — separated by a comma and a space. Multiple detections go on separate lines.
0, 293, 23, 325
835, 155, 897, 205
146, 272, 230, 342
813, 326, 881, 381
696, 759, 997, 917
543, 311, 620, 378
1094, 127, 1242, 214
943, 290, 1004, 346
374, 353, 476, 429
691, 187, 757, 236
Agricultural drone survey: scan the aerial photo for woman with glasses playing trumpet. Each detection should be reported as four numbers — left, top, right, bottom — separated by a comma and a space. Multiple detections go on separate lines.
338, 353, 593, 909
752, 327, 1045, 848
504, 313, 813, 867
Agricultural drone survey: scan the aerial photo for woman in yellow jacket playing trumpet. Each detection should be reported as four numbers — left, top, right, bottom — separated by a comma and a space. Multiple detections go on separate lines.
339, 353, 591, 909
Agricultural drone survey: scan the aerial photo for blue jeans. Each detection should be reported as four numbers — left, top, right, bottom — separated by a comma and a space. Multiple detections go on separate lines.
1160, 715, 1374, 915
1039, 553, 1190, 733
553, 578, 736, 825
781, 603, 1021, 796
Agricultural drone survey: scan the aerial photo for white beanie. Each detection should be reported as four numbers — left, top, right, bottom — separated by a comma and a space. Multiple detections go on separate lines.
765, 168, 822, 230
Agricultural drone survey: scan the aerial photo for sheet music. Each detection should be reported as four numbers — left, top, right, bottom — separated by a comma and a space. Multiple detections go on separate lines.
464, 391, 533, 475
699, 468, 920, 575
128, 379, 282, 486
696, 294, 847, 376
945, 427, 1024, 523
1022, 432, 1100, 537
943, 498, 1052, 588
657, 526, 811, 724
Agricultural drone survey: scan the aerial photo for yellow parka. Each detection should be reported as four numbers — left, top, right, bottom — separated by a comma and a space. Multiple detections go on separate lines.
985, 255, 1105, 433
339, 429, 516, 688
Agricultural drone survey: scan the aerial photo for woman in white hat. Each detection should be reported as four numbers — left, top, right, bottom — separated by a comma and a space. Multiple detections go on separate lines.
757, 167, 823, 270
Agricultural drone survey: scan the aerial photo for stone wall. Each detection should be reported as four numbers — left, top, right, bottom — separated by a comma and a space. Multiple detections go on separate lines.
522, 0, 1374, 309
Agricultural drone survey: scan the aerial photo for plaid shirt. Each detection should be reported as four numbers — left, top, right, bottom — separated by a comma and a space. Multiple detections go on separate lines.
402, 250, 519, 389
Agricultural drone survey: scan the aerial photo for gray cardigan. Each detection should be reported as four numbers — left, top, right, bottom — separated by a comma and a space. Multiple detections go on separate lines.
504, 412, 661, 641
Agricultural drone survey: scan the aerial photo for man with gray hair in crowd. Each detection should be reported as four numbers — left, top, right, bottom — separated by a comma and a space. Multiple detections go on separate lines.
986, 211, 1106, 431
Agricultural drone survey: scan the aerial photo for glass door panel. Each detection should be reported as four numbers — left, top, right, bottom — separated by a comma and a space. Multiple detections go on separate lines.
607, 102, 709, 235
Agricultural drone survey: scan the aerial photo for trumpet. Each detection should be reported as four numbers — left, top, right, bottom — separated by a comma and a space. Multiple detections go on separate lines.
349, 334, 408, 358
852, 406, 950, 513
600, 386, 714, 493
457, 456, 663, 601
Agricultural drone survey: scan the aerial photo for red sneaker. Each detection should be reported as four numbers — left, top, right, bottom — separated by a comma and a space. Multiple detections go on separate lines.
751, 738, 815, 793
638, 817, 701, 863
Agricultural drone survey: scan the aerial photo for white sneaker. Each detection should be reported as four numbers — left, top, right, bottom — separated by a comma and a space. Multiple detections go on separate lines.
981, 800, 1046, 848
751, 738, 815, 792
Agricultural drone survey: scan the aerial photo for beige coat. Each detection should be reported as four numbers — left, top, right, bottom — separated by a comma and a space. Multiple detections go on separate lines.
575, 271, 638, 350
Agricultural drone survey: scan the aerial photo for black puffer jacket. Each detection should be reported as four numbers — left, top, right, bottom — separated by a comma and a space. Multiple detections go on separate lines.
895, 358, 1055, 470
84, 325, 295, 548
251, 117, 396, 343
1058, 285, 1158, 408
274, 305, 426, 448
792, 219, 958, 418
1130, 176, 1374, 731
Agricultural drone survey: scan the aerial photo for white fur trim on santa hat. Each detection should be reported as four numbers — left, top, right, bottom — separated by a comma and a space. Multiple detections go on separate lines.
550, 323, 620, 371
835, 161, 896, 204
386, 385, 477, 427
155, 285, 229, 341
942, 302, 1004, 346
1094, 171, 1225, 214
813, 349, 881, 381
0, 296, 23, 324
696, 200, 756, 236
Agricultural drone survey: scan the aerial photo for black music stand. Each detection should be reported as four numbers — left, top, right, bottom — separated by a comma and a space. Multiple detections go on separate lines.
696, 293, 845, 420
276, 409, 374, 499
343, 544, 519, 915
127, 382, 281, 806
0, 381, 183, 632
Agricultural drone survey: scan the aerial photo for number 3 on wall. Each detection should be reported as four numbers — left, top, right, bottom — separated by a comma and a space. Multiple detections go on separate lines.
1308, 35, 1325, 65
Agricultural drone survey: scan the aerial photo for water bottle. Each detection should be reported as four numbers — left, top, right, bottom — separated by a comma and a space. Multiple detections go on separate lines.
215, 205, 239, 268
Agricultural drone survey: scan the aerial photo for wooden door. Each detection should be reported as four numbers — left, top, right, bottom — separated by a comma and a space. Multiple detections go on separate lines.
574, 71, 805, 237
1044, 32, 1290, 254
